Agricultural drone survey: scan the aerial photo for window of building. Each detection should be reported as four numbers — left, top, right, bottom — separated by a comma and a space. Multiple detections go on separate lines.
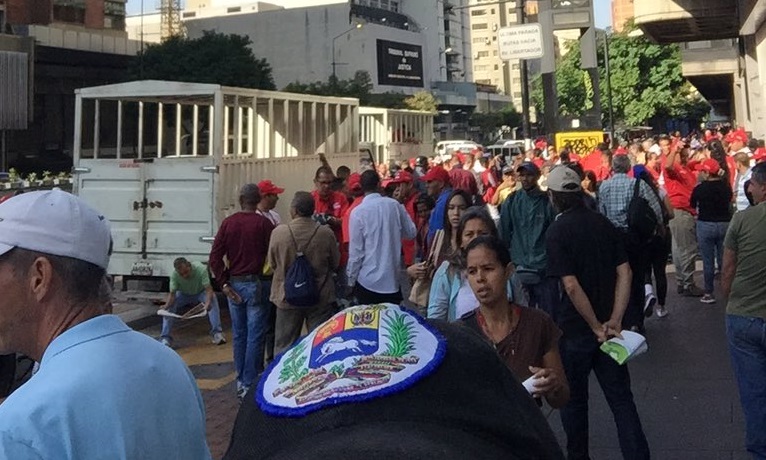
471, 9, 486, 16
476, 79, 492, 85
53, 4, 86, 24
104, 1, 125, 16
493, 50, 498, 56
493, 36, 497, 41
227, 6, 241, 13
472, 23, 488, 30
472, 37, 486, 44
491, 8, 495, 14
477, 51, 489, 58
182, 11, 197, 18
475, 65, 489, 71
494, 64, 499, 70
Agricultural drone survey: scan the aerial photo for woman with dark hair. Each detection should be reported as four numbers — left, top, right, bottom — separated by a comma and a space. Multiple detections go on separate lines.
461, 235, 569, 409
428, 207, 498, 321
634, 165, 673, 318
691, 158, 733, 304
706, 139, 734, 190
581, 170, 598, 198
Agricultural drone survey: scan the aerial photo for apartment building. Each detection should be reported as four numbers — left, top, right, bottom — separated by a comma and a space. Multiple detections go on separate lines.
611, 0, 633, 32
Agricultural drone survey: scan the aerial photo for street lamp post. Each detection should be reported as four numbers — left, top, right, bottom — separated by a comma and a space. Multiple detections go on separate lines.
331, 23, 363, 80
601, 28, 615, 144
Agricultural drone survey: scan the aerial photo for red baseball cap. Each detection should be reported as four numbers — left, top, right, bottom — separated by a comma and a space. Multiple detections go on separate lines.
258, 180, 285, 195
422, 166, 450, 184
695, 158, 721, 175
389, 170, 414, 185
753, 148, 766, 163
725, 128, 748, 145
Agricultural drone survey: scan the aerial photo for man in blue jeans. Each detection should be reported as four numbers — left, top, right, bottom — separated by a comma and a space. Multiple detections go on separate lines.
159, 257, 225, 348
722, 162, 766, 458
545, 166, 649, 459
210, 184, 275, 401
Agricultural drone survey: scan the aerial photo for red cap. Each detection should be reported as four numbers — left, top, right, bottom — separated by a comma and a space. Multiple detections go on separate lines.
258, 180, 285, 195
535, 140, 547, 150
695, 158, 721, 175
614, 146, 628, 156
347, 173, 362, 191
389, 169, 414, 185
725, 128, 748, 145
753, 148, 766, 163
422, 166, 450, 184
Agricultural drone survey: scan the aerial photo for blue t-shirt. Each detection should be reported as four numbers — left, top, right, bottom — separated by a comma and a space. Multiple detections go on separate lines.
0, 315, 212, 460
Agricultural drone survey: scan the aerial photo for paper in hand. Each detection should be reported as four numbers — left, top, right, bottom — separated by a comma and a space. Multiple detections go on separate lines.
157, 303, 208, 320
600, 330, 648, 365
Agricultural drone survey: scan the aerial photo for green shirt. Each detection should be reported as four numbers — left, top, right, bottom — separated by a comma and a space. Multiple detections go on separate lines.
169, 262, 211, 296
724, 202, 766, 319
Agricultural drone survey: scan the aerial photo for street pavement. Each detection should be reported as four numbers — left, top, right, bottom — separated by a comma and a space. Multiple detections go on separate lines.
131, 266, 748, 460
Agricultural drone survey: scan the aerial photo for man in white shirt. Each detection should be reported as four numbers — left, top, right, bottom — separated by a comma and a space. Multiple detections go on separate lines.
347, 170, 417, 305
734, 152, 753, 212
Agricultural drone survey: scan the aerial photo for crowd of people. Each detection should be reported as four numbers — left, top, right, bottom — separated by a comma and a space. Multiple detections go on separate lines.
0, 124, 765, 459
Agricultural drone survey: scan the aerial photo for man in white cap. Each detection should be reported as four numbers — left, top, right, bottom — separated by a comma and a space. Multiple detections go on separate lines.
0, 190, 211, 459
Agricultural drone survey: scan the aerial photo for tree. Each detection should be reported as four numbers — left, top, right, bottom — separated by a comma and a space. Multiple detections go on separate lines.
403, 91, 440, 113
470, 105, 523, 144
284, 71, 411, 108
129, 31, 276, 90
531, 25, 709, 129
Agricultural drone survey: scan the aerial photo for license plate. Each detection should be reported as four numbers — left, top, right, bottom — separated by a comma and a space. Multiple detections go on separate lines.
131, 261, 154, 276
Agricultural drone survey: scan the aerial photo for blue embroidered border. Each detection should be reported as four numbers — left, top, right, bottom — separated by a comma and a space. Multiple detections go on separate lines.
255, 304, 448, 418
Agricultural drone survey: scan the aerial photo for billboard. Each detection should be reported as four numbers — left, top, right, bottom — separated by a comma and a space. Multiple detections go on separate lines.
376, 39, 424, 88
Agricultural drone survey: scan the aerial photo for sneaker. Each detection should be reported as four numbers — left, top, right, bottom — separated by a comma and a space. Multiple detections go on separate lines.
655, 305, 668, 318
159, 337, 172, 348
681, 285, 705, 297
237, 386, 249, 403
212, 332, 226, 345
644, 294, 657, 318
700, 294, 716, 304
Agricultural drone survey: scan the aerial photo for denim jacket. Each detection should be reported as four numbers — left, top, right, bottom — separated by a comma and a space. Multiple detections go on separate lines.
427, 261, 527, 322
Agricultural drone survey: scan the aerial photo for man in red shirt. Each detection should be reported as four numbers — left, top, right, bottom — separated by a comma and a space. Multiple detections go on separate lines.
390, 170, 420, 267
663, 135, 704, 297
312, 166, 350, 303
447, 154, 479, 197
209, 183, 275, 401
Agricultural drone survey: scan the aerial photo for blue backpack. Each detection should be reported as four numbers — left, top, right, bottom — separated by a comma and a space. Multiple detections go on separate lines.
284, 225, 320, 307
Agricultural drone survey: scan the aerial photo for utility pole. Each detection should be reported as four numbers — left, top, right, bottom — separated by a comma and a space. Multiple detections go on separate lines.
602, 29, 615, 145
516, 0, 531, 139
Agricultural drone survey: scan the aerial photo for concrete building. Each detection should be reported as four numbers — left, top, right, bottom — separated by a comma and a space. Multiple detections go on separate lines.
184, 0, 479, 139
0, 0, 127, 32
634, 0, 764, 138
0, 0, 137, 172
611, 0, 633, 33
125, 1, 283, 44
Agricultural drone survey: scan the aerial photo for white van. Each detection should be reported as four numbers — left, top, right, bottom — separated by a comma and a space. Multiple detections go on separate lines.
435, 140, 480, 157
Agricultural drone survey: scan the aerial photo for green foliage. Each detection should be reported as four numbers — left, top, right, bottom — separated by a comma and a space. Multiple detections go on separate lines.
278, 341, 309, 384
470, 105, 523, 144
403, 91, 440, 113
129, 31, 276, 90
531, 27, 710, 127
284, 71, 408, 108
382, 313, 416, 358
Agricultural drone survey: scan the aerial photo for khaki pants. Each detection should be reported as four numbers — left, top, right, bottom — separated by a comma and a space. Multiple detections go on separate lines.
274, 303, 336, 356
668, 209, 699, 289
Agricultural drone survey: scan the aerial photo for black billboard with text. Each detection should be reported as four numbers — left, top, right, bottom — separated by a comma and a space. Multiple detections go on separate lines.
376, 39, 424, 88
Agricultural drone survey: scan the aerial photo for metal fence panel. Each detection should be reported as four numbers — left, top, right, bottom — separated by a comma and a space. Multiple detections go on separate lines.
0, 50, 28, 130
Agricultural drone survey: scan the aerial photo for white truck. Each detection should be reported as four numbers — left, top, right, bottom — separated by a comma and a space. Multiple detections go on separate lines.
72, 80, 361, 284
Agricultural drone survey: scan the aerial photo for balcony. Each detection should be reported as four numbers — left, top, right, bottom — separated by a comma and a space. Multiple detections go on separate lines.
634, 0, 738, 44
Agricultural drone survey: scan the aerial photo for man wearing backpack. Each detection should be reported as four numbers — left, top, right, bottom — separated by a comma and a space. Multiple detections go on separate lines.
347, 170, 417, 305
598, 154, 663, 332
267, 192, 340, 355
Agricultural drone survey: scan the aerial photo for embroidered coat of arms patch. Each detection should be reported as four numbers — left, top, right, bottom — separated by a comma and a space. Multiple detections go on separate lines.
256, 303, 446, 416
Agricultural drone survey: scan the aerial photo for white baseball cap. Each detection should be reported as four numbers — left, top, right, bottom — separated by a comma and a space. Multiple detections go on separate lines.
0, 189, 112, 269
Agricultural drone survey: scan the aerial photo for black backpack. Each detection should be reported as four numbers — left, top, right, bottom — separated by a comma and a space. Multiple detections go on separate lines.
284, 225, 320, 307
627, 178, 659, 242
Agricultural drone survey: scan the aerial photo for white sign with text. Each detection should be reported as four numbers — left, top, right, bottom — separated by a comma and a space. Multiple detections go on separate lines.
498, 24, 544, 61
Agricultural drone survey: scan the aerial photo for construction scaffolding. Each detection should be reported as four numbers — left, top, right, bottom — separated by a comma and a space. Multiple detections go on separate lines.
159, 0, 183, 40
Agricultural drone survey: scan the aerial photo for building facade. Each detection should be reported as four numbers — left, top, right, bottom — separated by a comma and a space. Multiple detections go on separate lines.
634, 0, 764, 139
611, 0, 633, 33
0, 0, 126, 33
183, 0, 478, 139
